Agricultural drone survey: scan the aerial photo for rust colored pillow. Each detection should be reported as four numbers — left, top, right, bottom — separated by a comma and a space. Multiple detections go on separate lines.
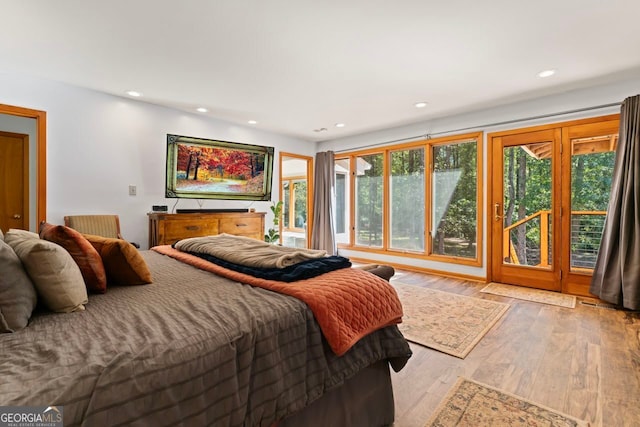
82, 234, 152, 285
39, 222, 107, 293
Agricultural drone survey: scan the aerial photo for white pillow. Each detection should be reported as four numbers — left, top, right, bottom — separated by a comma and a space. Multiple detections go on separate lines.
4, 228, 39, 242
6, 229, 88, 313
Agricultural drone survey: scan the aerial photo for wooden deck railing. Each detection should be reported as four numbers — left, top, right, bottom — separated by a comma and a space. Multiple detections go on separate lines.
503, 210, 606, 268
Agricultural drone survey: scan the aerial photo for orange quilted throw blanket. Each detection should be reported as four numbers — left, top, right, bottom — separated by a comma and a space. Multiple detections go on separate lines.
152, 245, 403, 356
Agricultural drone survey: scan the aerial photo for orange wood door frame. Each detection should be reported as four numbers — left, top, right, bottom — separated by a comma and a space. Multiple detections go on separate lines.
490, 128, 562, 291
487, 114, 620, 295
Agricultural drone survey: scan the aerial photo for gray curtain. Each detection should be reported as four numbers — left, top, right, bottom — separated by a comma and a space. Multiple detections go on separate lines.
310, 151, 337, 255
590, 94, 640, 309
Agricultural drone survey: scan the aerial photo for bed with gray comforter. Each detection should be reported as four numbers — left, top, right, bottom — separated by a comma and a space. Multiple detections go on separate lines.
0, 251, 411, 426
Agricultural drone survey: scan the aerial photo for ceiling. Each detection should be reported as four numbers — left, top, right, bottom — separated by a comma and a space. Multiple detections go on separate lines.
2, 0, 639, 142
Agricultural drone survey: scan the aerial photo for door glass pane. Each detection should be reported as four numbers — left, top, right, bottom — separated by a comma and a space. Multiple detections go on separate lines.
570, 134, 617, 271
281, 156, 310, 249
355, 153, 383, 247
293, 180, 307, 229
282, 181, 290, 229
334, 158, 350, 244
390, 148, 425, 252
502, 142, 552, 267
432, 140, 477, 258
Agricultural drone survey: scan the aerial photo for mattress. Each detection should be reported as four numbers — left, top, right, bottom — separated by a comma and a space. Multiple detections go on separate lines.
0, 251, 411, 426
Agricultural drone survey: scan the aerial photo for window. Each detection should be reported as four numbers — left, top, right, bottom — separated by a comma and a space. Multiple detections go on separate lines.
335, 174, 346, 234
282, 178, 307, 231
431, 140, 478, 258
283, 181, 290, 229
390, 148, 425, 252
336, 132, 482, 266
292, 180, 307, 229
570, 134, 616, 271
334, 158, 350, 244
355, 153, 384, 247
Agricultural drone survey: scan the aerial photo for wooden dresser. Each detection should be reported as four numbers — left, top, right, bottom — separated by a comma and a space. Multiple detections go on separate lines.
147, 211, 265, 247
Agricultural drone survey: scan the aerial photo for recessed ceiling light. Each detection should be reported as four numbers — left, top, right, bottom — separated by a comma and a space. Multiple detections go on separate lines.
335, 123, 345, 128
196, 107, 208, 113
537, 69, 556, 78
414, 102, 428, 108
248, 120, 258, 125
125, 90, 142, 97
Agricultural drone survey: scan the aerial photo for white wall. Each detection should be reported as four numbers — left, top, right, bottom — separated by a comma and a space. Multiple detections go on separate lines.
0, 73, 316, 248
2, 71, 637, 269
0, 113, 37, 230
318, 76, 640, 279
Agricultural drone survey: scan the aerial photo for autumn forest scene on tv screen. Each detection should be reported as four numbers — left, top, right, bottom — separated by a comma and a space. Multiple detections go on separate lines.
176, 144, 266, 193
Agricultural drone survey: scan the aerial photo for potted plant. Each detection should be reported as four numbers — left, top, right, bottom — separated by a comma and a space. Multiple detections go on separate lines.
264, 200, 283, 243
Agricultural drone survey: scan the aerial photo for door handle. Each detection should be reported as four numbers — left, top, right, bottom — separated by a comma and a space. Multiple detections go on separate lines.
494, 203, 501, 222
13, 214, 21, 219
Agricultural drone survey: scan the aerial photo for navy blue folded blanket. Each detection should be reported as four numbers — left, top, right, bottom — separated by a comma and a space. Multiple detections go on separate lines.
183, 251, 352, 282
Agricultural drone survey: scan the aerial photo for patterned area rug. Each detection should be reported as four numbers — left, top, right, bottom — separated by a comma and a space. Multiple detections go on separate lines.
393, 283, 509, 358
425, 377, 589, 426
481, 282, 577, 308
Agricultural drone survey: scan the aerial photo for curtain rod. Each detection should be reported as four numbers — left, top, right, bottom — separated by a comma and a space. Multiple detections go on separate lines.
334, 101, 621, 153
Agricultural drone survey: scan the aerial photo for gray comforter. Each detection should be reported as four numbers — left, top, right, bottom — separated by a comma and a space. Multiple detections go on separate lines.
0, 251, 411, 426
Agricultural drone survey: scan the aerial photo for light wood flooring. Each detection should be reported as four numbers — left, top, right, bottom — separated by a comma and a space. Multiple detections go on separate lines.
389, 270, 640, 427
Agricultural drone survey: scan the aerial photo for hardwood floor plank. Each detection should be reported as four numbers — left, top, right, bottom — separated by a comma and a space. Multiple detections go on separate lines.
389, 269, 640, 427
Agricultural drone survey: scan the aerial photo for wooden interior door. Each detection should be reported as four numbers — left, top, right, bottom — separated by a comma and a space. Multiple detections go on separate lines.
491, 128, 562, 291
0, 131, 29, 231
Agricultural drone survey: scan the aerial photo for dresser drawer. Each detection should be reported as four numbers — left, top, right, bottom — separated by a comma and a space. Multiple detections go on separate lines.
163, 219, 219, 243
219, 217, 262, 236
148, 212, 265, 247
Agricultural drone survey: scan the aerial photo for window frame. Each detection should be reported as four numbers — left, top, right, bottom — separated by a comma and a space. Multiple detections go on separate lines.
388, 146, 426, 254
427, 136, 482, 265
334, 158, 352, 245
353, 151, 386, 249
336, 131, 483, 267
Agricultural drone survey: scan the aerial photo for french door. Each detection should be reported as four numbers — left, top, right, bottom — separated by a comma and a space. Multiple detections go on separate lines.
491, 129, 561, 291
490, 115, 619, 295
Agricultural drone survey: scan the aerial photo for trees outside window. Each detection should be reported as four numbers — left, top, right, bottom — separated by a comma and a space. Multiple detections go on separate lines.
502, 145, 552, 266
338, 132, 482, 265
431, 141, 478, 258
283, 181, 290, 229
282, 179, 307, 232
355, 153, 384, 247
390, 148, 425, 252
570, 149, 615, 269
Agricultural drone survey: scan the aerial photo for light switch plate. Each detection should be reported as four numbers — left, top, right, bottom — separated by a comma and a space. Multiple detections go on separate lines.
129, 185, 137, 196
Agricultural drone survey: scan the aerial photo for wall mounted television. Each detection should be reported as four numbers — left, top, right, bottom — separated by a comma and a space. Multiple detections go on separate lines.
165, 134, 274, 201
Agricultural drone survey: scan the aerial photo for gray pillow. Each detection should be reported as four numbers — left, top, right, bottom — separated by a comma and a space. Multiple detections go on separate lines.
0, 228, 4, 241
0, 239, 38, 332
6, 230, 88, 313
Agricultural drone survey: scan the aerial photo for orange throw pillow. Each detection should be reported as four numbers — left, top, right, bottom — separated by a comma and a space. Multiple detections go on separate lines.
39, 222, 107, 293
82, 234, 152, 285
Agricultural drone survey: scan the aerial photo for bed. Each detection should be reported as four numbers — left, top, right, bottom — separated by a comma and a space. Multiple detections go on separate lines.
0, 234, 411, 426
